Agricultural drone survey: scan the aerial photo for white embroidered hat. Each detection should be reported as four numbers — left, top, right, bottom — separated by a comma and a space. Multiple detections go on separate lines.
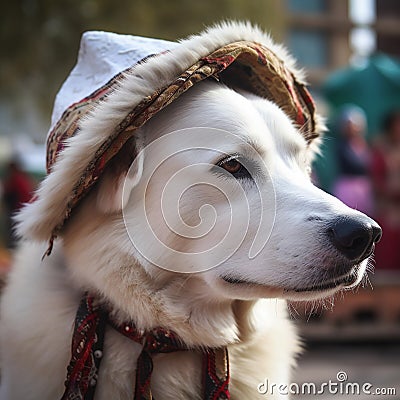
50, 31, 177, 131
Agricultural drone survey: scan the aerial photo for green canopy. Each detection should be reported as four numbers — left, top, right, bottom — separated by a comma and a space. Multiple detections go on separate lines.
323, 53, 400, 137
314, 53, 400, 193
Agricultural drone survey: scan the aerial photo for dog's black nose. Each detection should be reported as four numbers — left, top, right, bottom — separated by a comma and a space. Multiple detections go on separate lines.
328, 216, 382, 261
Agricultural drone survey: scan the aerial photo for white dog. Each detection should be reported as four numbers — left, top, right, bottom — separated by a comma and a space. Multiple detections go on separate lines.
0, 22, 381, 400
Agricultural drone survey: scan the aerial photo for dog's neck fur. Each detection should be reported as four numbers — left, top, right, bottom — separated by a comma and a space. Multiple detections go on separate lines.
61, 192, 257, 349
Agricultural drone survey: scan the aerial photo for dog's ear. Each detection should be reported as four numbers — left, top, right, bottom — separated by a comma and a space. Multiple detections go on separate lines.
96, 136, 144, 213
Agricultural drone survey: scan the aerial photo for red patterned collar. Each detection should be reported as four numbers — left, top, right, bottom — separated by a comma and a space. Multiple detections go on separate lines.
61, 294, 230, 400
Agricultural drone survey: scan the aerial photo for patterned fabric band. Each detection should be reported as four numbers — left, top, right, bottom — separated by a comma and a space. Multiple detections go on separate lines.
44, 40, 317, 248
61, 296, 107, 400
61, 294, 230, 400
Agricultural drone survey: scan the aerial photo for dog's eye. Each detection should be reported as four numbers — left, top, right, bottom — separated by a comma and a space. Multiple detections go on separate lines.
217, 156, 251, 179
221, 158, 242, 174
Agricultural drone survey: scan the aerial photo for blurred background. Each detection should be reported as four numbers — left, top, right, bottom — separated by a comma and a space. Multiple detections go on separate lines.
1, 0, 399, 397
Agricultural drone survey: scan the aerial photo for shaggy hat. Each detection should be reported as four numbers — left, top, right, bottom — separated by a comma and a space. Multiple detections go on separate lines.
18, 21, 322, 247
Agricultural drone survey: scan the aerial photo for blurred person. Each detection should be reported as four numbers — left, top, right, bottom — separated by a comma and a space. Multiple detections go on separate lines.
333, 105, 373, 215
2, 159, 34, 248
371, 110, 400, 270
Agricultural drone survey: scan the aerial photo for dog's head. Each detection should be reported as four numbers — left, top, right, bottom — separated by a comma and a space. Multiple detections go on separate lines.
80, 81, 380, 304
17, 23, 381, 309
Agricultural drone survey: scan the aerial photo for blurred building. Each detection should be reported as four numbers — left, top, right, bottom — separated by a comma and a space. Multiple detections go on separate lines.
286, 0, 351, 84
285, 0, 400, 85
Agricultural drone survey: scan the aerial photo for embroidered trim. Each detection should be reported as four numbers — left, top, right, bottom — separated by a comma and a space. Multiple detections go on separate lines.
62, 294, 230, 400
61, 295, 107, 400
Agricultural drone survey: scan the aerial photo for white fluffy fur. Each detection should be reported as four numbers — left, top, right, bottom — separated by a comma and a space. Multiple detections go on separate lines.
0, 80, 377, 399
15, 21, 305, 242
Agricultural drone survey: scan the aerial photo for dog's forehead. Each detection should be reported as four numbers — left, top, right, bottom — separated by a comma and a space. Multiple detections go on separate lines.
145, 83, 282, 157
111, 81, 308, 172
177, 83, 308, 159
244, 94, 308, 156
202, 84, 309, 160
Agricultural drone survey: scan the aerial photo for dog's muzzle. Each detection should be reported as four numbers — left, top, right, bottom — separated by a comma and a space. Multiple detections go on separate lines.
281, 214, 381, 295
